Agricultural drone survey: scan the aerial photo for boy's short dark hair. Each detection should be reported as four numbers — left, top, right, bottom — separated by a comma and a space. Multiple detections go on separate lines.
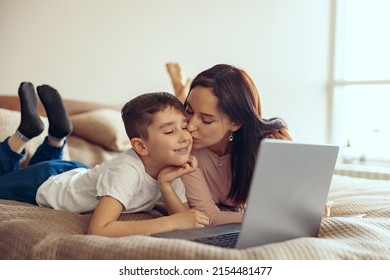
121, 92, 185, 140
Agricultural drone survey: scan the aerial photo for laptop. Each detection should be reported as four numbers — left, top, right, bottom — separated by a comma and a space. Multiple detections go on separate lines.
152, 139, 339, 249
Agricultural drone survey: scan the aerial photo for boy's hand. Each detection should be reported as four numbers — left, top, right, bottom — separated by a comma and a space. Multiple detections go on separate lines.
158, 155, 198, 186
169, 209, 209, 230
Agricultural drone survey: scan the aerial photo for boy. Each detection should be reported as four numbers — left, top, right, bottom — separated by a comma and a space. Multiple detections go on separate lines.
0, 82, 209, 237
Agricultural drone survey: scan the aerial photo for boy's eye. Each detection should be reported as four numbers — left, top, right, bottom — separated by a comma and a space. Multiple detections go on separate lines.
163, 130, 174, 135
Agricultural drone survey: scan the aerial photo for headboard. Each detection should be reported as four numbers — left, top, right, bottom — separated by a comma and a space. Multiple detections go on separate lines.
0, 95, 120, 116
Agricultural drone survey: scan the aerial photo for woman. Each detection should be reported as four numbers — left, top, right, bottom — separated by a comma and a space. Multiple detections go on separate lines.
166, 63, 292, 225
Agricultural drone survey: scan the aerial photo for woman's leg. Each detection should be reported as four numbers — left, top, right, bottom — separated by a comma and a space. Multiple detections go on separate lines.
165, 62, 192, 104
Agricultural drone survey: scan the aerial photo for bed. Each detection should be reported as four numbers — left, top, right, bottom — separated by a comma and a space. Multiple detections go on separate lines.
1, 95, 390, 260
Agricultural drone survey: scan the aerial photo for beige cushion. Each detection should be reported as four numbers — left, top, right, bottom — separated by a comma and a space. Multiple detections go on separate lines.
66, 135, 120, 167
70, 109, 130, 152
0, 108, 70, 167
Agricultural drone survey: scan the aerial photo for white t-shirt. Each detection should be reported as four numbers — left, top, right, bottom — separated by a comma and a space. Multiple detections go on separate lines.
36, 149, 187, 213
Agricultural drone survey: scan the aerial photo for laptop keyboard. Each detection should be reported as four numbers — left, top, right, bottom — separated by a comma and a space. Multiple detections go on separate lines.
192, 232, 239, 248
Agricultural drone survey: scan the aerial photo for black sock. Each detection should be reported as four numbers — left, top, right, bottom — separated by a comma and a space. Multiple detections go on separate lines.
17, 82, 45, 140
37, 85, 72, 139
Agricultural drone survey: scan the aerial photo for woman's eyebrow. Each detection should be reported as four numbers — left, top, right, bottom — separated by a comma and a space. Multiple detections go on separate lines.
186, 101, 217, 118
200, 112, 217, 118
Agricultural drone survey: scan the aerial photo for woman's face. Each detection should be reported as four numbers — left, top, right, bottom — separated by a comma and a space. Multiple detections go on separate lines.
185, 86, 237, 155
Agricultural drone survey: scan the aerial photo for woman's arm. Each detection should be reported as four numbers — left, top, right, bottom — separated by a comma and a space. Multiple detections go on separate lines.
183, 168, 244, 225
87, 196, 209, 237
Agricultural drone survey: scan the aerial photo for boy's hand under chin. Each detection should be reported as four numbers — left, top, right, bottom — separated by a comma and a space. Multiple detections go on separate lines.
157, 155, 198, 185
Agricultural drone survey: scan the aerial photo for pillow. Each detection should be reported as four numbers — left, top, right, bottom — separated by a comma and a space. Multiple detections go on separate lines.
0, 108, 71, 167
67, 135, 120, 167
70, 109, 130, 152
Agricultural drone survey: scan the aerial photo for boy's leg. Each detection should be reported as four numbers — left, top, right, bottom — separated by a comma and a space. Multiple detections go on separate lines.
0, 82, 45, 174
17, 82, 45, 140
37, 85, 72, 142
28, 85, 73, 165
0, 138, 25, 175
8, 82, 45, 154
28, 137, 65, 166
0, 160, 88, 205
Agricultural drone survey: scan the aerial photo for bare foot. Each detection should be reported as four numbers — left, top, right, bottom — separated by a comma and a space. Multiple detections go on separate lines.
166, 62, 192, 104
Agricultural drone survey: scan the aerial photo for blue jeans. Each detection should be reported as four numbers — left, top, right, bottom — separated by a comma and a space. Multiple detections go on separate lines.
0, 137, 88, 204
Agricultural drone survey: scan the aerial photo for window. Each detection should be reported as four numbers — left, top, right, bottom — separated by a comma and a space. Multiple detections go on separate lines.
331, 0, 390, 165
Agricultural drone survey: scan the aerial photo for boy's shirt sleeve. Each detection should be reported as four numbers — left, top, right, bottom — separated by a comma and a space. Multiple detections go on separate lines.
96, 164, 140, 210
172, 178, 188, 203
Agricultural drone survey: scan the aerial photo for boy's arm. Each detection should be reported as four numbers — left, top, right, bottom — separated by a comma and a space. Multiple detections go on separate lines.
88, 195, 209, 237
157, 155, 198, 215
158, 182, 189, 215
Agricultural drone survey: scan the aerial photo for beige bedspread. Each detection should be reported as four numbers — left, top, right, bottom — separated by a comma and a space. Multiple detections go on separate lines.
1, 175, 389, 260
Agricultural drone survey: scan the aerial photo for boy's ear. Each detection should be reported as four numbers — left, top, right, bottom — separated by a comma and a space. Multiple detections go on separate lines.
130, 138, 149, 156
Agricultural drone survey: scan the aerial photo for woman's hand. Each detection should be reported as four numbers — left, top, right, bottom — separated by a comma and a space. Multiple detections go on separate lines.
323, 199, 333, 218
266, 127, 293, 140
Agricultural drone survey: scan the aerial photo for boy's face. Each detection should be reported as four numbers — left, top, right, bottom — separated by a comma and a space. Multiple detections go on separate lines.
143, 107, 192, 167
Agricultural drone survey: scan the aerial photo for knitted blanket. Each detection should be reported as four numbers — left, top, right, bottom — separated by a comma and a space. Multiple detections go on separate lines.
1, 175, 389, 260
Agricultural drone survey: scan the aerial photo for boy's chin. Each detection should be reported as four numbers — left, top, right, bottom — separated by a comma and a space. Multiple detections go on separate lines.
174, 156, 190, 166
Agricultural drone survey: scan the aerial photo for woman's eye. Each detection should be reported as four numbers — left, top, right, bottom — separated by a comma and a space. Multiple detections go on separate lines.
202, 119, 213, 124
164, 130, 174, 135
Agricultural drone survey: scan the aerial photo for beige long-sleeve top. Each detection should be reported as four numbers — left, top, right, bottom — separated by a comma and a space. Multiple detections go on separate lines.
181, 148, 244, 225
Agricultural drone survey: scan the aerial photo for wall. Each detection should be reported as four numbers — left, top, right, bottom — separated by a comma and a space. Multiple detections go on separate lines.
0, 0, 330, 143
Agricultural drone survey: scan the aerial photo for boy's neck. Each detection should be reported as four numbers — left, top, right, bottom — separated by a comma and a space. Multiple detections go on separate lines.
137, 154, 161, 180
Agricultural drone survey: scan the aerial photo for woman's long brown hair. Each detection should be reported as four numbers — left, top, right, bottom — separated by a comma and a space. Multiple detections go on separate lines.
187, 64, 286, 205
